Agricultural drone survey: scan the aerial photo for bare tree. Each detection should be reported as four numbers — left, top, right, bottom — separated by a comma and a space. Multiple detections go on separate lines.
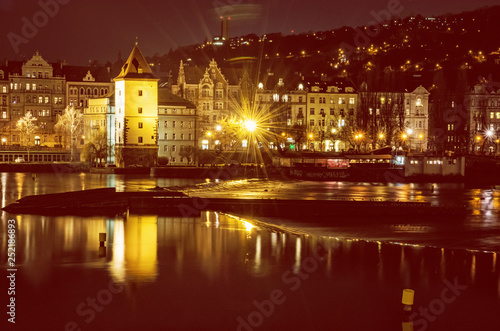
55, 106, 83, 161
83, 128, 110, 167
16, 111, 38, 162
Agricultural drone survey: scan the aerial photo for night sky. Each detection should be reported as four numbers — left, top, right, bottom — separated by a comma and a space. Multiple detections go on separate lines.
1, 0, 499, 65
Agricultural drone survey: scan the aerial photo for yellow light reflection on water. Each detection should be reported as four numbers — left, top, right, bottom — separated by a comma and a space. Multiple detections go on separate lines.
110, 219, 125, 283
293, 237, 301, 274
243, 221, 254, 232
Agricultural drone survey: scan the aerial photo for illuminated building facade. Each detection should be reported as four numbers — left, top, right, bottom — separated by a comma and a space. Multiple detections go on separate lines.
467, 83, 500, 154
157, 90, 197, 165
359, 86, 429, 152
114, 45, 159, 167
172, 59, 240, 149
0, 52, 66, 147
83, 92, 115, 165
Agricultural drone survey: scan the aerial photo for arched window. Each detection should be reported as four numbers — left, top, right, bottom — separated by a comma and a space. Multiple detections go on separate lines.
80, 88, 84, 95
94, 88, 98, 96
87, 88, 91, 95
201, 85, 210, 97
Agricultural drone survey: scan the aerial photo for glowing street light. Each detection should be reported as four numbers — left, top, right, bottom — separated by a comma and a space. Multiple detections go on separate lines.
486, 130, 494, 138
243, 120, 257, 133
216, 125, 222, 131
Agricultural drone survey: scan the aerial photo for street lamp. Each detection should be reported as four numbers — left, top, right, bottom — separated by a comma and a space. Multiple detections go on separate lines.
476, 135, 482, 154
402, 133, 408, 151
243, 120, 257, 133
354, 133, 364, 152
378, 133, 384, 149
418, 134, 424, 152
319, 109, 326, 152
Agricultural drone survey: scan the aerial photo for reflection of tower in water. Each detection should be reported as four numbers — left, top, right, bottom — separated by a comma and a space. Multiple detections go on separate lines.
109, 213, 158, 283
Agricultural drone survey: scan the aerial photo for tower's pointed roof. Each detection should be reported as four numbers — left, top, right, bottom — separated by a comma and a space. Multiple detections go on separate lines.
114, 44, 157, 80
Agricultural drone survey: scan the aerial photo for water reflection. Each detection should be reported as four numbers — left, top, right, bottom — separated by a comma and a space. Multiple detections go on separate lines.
2, 210, 499, 330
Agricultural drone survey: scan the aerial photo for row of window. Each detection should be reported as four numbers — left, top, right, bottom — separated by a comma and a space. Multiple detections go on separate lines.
162, 133, 193, 140
200, 89, 224, 98
202, 115, 219, 123
69, 87, 109, 96
310, 97, 356, 105
88, 106, 108, 113
308, 119, 346, 127
162, 145, 191, 152
7, 109, 51, 118
309, 108, 354, 116
472, 99, 500, 107
9, 83, 62, 92
202, 102, 224, 110
13, 95, 62, 104
163, 121, 193, 128
489, 112, 500, 119
26, 71, 50, 78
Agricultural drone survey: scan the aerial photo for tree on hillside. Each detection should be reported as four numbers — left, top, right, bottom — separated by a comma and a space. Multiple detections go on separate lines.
54, 106, 83, 162
16, 111, 38, 162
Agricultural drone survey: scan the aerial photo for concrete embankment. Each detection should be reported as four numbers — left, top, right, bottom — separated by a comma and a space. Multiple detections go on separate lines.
3, 188, 466, 219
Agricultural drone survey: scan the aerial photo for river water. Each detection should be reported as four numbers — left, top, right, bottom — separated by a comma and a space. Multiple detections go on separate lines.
0, 173, 499, 330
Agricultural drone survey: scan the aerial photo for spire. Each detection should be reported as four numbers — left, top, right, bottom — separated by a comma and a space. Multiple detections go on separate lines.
114, 44, 156, 80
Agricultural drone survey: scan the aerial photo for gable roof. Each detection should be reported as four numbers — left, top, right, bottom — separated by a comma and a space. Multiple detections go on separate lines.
114, 44, 157, 80
158, 88, 196, 108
